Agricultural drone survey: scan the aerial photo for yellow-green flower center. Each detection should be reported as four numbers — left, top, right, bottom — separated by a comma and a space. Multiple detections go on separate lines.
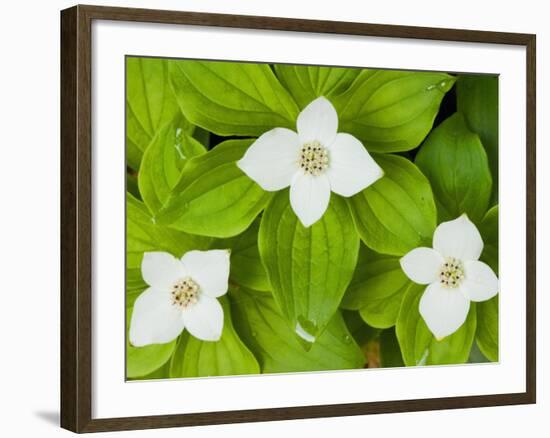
171, 277, 200, 308
439, 257, 465, 288
299, 141, 329, 176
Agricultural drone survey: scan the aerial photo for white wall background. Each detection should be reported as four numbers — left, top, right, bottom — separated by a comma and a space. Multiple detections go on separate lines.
0, 0, 545, 436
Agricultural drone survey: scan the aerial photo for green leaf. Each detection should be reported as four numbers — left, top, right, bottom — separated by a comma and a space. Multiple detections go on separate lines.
341, 245, 410, 328
476, 295, 499, 362
214, 219, 270, 291
156, 140, 272, 238
331, 70, 455, 152
379, 328, 405, 368
126, 192, 212, 272
169, 297, 260, 377
457, 74, 499, 203
478, 205, 499, 272
259, 191, 359, 339
415, 113, 492, 223
231, 287, 365, 373
396, 282, 477, 366
126, 57, 191, 169
476, 205, 499, 361
274, 64, 360, 109
126, 171, 141, 200
348, 154, 437, 256
126, 306, 176, 378
138, 116, 206, 214
169, 60, 299, 136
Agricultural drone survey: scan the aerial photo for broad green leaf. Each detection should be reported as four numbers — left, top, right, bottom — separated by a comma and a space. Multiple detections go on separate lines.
259, 191, 359, 339
457, 74, 499, 203
476, 205, 499, 361
342, 310, 381, 347
156, 140, 272, 238
126, 192, 212, 273
331, 70, 456, 152
231, 287, 365, 373
138, 116, 206, 214
126, 57, 191, 169
379, 328, 405, 368
479, 205, 499, 273
275, 64, 360, 109
169, 60, 299, 136
348, 154, 437, 256
126, 306, 176, 378
396, 282, 477, 366
415, 113, 492, 223
214, 219, 269, 291
169, 297, 260, 377
341, 245, 410, 328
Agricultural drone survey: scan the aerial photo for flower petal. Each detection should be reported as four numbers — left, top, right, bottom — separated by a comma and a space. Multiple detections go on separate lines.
180, 249, 230, 298
296, 97, 338, 147
289, 172, 331, 227
141, 252, 186, 289
419, 282, 471, 339
237, 128, 300, 191
400, 247, 444, 284
433, 214, 483, 261
129, 287, 185, 347
325, 133, 384, 197
182, 295, 224, 341
461, 260, 499, 302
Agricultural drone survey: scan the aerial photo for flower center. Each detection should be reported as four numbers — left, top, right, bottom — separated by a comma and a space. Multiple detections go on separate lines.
170, 277, 200, 309
299, 140, 329, 176
438, 257, 465, 288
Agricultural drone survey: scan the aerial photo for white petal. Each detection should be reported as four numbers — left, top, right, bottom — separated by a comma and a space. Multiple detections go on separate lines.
141, 252, 186, 289
325, 133, 384, 196
419, 282, 471, 339
433, 214, 483, 261
182, 295, 224, 341
289, 172, 331, 227
181, 249, 230, 298
237, 128, 300, 191
129, 288, 185, 347
461, 260, 499, 302
400, 247, 444, 284
296, 96, 338, 147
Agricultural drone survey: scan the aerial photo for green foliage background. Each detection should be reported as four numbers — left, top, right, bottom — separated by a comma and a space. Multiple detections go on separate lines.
126, 57, 499, 379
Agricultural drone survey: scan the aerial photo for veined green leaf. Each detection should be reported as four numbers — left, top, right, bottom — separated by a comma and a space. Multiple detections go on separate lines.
332, 70, 455, 152
169, 297, 260, 377
126, 57, 192, 169
138, 116, 206, 214
214, 219, 269, 291
457, 74, 499, 203
275, 64, 360, 109
259, 191, 359, 339
348, 154, 437, 256
415, 113, 492, 224
126, 192, 212, 273
476, 205, 499, 361
342, 245, 410, 328
231, 287, 365, 373
169, 60, 299, 136
156, 140, 272, 238
126, 306, 176, 378
479, 205, 499, 273
396, 282, 477, 366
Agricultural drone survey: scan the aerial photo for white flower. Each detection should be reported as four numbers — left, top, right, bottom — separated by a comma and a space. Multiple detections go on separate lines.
400, 215, 499, 340
237, 97, 383, 227
129, 250, 230, 346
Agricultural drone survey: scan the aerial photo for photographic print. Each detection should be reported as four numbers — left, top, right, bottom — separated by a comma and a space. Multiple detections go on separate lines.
125, 57, 499, 380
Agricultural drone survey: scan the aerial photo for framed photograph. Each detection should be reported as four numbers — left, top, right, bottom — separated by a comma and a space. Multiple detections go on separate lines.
60, 4, 536, 433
